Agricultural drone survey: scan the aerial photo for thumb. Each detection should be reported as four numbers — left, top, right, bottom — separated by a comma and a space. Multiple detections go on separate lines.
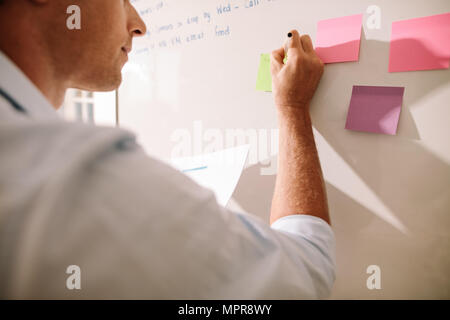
270, 47, 285, 74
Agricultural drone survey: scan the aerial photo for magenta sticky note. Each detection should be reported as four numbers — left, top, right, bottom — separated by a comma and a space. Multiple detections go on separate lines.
315, 14, 363, 64
345, 86, 405, 135
389, 12, 450, 72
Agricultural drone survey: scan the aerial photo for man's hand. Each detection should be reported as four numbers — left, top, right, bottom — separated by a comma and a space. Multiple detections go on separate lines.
270, 29, 330, 226
271, 30, 324, 110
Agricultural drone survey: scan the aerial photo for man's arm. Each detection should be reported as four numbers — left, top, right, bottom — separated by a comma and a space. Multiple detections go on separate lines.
270, 30, 330, 226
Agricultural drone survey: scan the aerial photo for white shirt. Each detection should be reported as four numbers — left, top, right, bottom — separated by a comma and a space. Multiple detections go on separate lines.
0, 51, 336, 299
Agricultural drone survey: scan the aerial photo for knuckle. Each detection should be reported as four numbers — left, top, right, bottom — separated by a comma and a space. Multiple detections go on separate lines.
302, 57, 323, 74
317, 62, 325, 74
301, 34, 311, 41
318, 59, 325, 68
313, 57, 324, 68
305, 56, 315, 66
289, 50, 302, 60
290, 53, 300, 62
318, 59, 325, 70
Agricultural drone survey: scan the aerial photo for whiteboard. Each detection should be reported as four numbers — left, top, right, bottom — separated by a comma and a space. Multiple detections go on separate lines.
119, 0, 450, 299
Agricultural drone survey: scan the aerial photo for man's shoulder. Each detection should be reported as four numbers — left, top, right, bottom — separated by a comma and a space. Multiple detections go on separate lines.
0, 112, 216, 213
0, 114, 136, 182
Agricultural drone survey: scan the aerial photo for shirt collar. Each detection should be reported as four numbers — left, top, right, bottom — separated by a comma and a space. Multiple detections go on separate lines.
0, 50, 60, 120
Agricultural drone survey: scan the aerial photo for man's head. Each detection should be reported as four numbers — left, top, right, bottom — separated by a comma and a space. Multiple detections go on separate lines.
0, 0, 146, 93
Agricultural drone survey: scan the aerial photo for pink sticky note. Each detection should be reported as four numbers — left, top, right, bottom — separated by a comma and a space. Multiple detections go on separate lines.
389, 12, 450, 72
315, 14, 363, 64
345, 85, 405, 135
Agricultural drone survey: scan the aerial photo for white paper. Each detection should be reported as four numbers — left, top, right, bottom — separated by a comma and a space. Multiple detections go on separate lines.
170, 145, 250, 206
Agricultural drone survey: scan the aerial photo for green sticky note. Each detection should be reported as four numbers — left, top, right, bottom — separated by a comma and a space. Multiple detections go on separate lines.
256, 53, 272, 92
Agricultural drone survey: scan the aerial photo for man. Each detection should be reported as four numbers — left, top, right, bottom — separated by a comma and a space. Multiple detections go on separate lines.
0, 0, 335, 299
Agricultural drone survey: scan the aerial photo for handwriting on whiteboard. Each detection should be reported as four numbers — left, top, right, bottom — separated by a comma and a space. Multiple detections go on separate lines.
130, 0, 278, 53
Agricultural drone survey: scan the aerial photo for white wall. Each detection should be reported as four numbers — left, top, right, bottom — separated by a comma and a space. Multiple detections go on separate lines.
119, 0, 450, 299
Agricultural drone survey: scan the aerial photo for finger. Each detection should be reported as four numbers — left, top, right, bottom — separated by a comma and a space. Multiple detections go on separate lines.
271, 47, 285, 73
286, 29, 304, 54
300, 34, 314, 53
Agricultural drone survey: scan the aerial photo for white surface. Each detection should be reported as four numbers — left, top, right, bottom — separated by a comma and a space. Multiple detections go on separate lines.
93, 91, 116, 126
119, 0, 450, 298
171, 145, 249, 206
60, 89, 116, 126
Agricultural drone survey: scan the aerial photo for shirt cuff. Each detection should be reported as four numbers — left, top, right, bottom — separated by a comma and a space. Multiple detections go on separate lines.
270, 214, 336, 267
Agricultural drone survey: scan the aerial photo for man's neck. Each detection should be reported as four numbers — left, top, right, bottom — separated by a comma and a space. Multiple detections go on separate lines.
0, 48, 67, 110
0, 11, 67, 109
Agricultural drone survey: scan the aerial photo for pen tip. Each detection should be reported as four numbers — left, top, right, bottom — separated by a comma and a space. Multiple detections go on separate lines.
287, 32, 292, 38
